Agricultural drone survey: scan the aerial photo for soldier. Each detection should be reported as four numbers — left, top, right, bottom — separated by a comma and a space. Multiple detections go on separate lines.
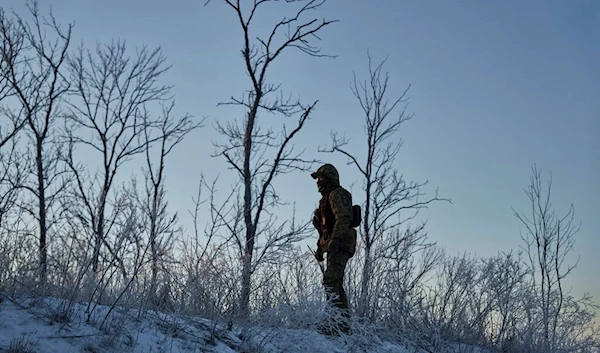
311, 163, 357, 334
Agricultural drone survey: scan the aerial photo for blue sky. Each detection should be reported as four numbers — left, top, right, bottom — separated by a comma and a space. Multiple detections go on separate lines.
4, 0, 599, 302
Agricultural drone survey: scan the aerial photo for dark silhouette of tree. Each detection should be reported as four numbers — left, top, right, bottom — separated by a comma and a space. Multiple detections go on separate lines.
206, 0, 337, 319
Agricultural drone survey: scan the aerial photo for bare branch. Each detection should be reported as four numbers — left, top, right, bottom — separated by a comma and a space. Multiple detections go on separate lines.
207, 0, 335, 318
63, 39, 173, 274
322, 51, 451, 318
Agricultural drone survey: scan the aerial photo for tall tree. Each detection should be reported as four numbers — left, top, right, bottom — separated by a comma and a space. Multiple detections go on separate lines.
207, 0, 336, 319
513, 164, 580, 353
136, 102, 201, 306
0, 1, 72, 283
63, 40, 172, 275
321, 53, 449, 318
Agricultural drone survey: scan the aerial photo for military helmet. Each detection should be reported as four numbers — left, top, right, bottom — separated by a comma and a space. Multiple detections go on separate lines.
311, 163, 339, 185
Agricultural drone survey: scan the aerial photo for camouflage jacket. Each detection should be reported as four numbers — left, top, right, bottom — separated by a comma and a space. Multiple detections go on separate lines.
314, 187, 357, 256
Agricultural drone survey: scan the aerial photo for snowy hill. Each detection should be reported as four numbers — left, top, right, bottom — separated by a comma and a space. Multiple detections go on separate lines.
0, 295, 442, 353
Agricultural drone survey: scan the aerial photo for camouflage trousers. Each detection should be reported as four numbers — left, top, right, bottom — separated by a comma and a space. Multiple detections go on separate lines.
320, 250, 351, 335
323, 250, 351, 312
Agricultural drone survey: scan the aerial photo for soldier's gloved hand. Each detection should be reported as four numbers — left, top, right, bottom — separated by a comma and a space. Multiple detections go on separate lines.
314, 248, 324, 262
312, 209, 322, 230
329, 241, 340, 254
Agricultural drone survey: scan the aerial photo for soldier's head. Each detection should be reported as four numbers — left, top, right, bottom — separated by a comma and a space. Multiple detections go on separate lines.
311, 163, 339, 194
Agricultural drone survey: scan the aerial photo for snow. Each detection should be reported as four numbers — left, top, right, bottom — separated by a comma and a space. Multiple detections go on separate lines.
0, 295, 419, 353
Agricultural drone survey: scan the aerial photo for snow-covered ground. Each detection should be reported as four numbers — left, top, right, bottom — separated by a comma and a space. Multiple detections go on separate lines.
0, 295, 429, 353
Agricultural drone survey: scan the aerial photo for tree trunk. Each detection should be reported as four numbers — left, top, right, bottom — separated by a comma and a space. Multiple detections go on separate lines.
36, 140, 47, 284
357, 173, 373, 317
240, 246, 253, 318
239, 156, 256, 318
238, 82, 261, 318
92, 213, 104, 273
358, 249, 372, 317
92, 189, 107, 273
150, 191, 159, 305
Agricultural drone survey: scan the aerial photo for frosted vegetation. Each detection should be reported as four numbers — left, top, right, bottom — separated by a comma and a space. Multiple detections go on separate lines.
0, 1, 598, 352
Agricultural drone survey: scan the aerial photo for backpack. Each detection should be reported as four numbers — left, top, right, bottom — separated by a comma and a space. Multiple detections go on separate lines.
351, 205, 362, 228
322, 187, 362, 229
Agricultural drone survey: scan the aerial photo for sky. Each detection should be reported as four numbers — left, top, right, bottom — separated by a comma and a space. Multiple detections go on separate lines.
3, 1, 598, 304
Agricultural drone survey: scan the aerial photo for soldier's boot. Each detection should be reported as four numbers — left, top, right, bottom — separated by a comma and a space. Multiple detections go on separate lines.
320, 293, 351, 335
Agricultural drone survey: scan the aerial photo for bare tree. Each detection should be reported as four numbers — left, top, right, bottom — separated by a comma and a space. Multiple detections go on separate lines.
479, 251, 528, 349
0, 7, 30, 149
135, 101, 201, 306
411, 249, 598, 353
513, 164, 581, 353
63, 39, 172, 275
0, 140, 23, 235
178, 174, 244, 324
0, 1, 72, 284
320, 52, 450, 318
206, 0, 336, 319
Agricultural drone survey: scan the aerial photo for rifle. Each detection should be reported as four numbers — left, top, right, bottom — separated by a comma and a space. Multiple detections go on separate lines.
308, 245, 325, 274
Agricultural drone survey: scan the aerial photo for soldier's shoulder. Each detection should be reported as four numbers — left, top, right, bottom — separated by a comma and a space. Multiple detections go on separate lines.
328, 186, 347, 197
329, 187, 352, 206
